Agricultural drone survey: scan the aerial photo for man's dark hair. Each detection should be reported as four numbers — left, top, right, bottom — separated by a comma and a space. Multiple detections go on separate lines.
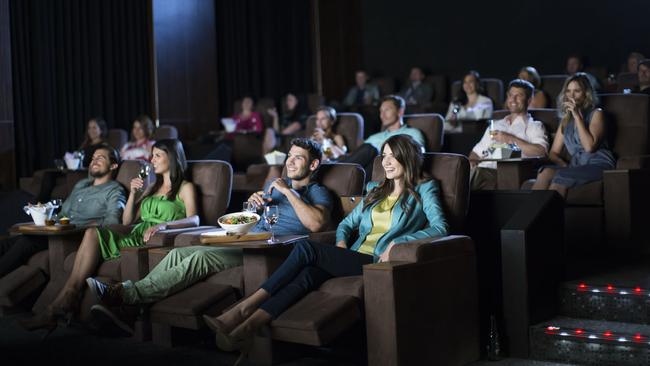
94, 143, 121, 166
291, 138, 322, 164
381, 95, 406, 110
508, 79, 535, 101
638, 59, 650, 71
316, 106, 337, 123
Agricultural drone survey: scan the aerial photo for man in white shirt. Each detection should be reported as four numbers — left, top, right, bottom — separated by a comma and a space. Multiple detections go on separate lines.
469, 79, 549, 190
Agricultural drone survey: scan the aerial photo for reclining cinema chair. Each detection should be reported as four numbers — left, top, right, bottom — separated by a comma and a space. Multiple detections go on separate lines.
145, 162, 366, 346
58, 160, 233, 323
403, 113, 444, 152
540, 74, 568, 108
3, 160, 146, 316
242, 152, 478, 366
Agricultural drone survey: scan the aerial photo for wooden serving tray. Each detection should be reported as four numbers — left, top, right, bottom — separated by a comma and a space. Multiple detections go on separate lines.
200, 230, 272, 244
15, 223, 76, 233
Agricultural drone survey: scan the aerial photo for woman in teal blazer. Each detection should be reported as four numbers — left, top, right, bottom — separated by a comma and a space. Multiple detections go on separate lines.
204, 134, 448, 359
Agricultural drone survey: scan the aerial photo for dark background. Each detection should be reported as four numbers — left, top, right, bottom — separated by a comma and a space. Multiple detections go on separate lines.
2, 0, 650, 185
359, 0, 650, 86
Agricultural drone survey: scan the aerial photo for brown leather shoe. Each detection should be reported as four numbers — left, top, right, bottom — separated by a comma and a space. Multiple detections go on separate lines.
86, 277, 124, 307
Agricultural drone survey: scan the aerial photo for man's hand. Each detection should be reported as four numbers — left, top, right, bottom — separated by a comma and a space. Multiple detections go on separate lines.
143, 223, 167, 243
268, 178, 292, 197
248, 191, 268, 207
491, 131, 517, 145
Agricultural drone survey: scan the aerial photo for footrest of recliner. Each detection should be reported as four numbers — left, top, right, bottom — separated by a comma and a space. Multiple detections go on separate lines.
0, 265, 47, 308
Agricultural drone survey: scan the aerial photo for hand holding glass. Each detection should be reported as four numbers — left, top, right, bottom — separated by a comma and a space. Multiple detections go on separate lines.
264, 205, 279, 244
137, 165, 151, 192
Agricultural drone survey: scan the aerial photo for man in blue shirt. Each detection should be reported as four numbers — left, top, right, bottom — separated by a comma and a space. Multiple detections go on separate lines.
341, 95, 425, 180
86, 139, 334, 334
0, 145, 126, 277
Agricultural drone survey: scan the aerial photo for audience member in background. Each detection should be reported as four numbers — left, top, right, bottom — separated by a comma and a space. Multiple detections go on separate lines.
120, 115, 156, 161
79, 117, 109, 167
19, 139, 198, 332
0, 145, 125, 278
311, 106, 347, 162
233, 96, 264, 135
517, 66, 548, 108
625, 52, 646, 74
266, 93, 308, 152
469, 79, 548, 190
399, 67, 433, 108
565, 54, 600, 91
340, 95, 424, 180
635, 59, 650, 96
85, 138, 333, 335
203, 135, 447, 363
343, 70, 380, 107
444, 70, 494, 132
532, 73, 615, 198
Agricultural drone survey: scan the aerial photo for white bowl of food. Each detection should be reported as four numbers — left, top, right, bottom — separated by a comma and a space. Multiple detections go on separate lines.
218, 212, 260, 235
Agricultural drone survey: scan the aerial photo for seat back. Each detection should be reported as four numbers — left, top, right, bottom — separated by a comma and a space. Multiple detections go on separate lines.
451, 78, 504, 107
153, 125, 178, 140
616, 72, 639, 92
187, 160, 233, 225
426, 74, 448, 112
107, 129, 128, 150
313, 162, 366, 228
371, 152, 470, 233
491, 108, 560, 135
540, 74, 568, 108
255, 97, 276, 128
600, 94, 650, 158
304, 113, 365, 152
403, 113, 444, 152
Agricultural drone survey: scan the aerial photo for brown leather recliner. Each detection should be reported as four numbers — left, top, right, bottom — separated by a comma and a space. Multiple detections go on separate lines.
403, 113, 444, 152
146, 162, 366, 346
247, 153, 478, 366
451, 78, 504, 107
152, 125, 179, 140
52, 160, 233, 323
304, 112, 364, 153
540, 74, 569, 108
108, 128, 128, 150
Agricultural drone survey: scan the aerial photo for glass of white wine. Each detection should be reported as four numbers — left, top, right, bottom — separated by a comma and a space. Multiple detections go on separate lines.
264, 205, 280, 244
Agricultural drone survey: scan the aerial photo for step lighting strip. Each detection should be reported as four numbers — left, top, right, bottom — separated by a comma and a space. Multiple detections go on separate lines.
574, 283, 649, 297
545, 326, 650, 344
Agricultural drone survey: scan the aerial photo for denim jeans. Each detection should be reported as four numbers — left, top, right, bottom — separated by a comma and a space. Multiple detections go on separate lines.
259, 240, 373, 318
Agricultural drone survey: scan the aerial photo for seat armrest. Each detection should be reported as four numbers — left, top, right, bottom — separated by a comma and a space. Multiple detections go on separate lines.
389, 235, 474, 263
363, 235, 479, 366
496, 158, 544, 190
146, 225, 207, 246
616, 155, 650, 170
120, 245, 163, 281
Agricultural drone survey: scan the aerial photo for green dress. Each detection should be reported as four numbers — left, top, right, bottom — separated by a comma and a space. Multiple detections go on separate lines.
97, 194, 186, 260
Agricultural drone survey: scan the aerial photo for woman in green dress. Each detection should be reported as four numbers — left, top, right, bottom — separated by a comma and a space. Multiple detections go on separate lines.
21, 139, 199, 332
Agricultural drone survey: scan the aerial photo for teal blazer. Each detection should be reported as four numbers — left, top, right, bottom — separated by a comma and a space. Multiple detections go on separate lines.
335, 180, 448, 259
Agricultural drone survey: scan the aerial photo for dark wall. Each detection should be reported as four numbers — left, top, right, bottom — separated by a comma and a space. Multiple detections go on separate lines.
10, 0, 152, 177
360, 0, 650, 84
153, 0, 219, 139
0, 0, 15, 190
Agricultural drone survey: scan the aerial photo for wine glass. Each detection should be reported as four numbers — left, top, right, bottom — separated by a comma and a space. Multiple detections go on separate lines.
264, 205, 280, 244
243, 201, 256, 213
137, 165, 151, 192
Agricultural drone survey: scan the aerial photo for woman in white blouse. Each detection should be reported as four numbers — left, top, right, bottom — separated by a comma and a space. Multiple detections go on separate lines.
445, 71, 494, 132
120, 115, 156, 161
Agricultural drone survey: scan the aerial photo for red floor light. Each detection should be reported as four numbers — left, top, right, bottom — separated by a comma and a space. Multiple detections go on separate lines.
634, 333, 643, 342
603, 331, 613, 337
607, 284, 614, 291
635, 287, 642, 293
575, 329, 584, 335
578, 283, 587, 290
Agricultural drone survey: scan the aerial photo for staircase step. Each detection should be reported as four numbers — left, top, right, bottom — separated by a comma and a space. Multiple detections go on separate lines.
530, 317, 650, 365
560, 280, 650, 323
470, 358, 576, 365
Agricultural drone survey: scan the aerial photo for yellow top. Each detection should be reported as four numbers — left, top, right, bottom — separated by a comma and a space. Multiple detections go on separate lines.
357, 195, 399, 256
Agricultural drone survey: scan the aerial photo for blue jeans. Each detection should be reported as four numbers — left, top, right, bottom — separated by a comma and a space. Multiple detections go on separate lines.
259, 240, 373, 318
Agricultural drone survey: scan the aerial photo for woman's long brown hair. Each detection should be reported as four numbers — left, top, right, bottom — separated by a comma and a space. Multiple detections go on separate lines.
362, 134, 427, 214
557, 73, 599, 132
145, 139, 187, 201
